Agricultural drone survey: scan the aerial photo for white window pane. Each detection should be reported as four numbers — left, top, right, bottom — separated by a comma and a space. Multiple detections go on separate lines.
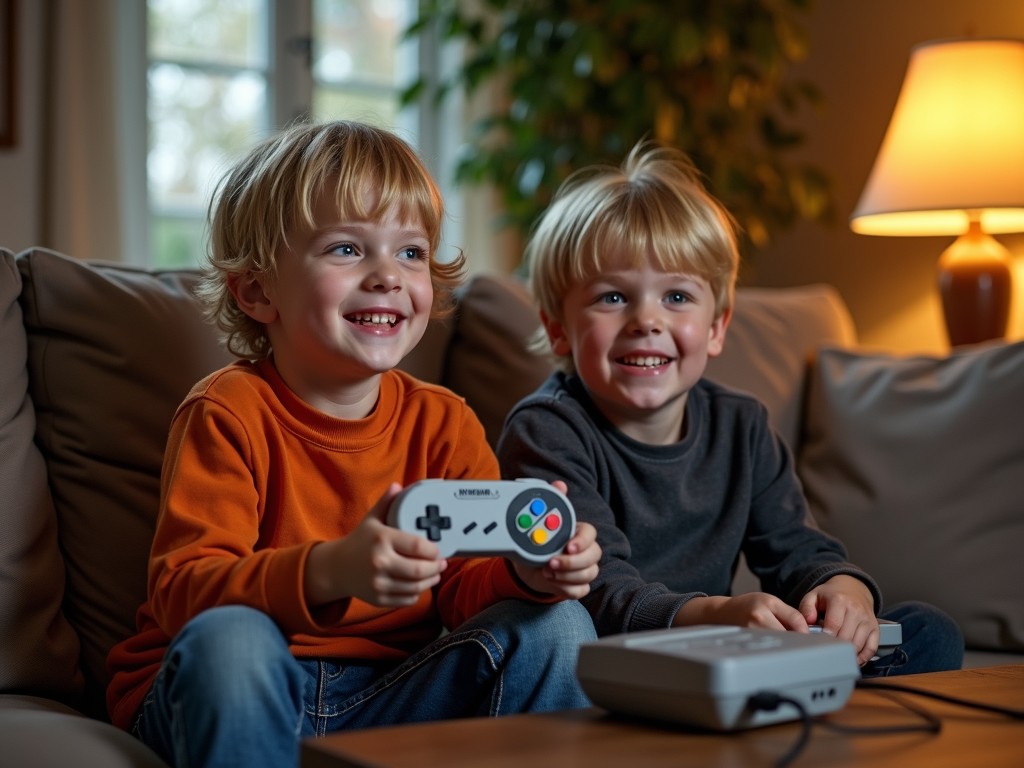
150, 0, 269, 69
313, 0, 407, 87
148, 64, 267, 211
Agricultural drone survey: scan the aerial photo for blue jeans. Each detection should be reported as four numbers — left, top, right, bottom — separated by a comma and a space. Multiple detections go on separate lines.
861, 600, 964, 677
134, 600, 596, 768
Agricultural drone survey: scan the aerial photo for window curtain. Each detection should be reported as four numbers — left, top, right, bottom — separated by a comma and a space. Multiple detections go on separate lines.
40, 0, 130, 263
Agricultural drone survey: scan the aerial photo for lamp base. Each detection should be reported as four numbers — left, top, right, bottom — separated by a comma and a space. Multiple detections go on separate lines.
937, 226, 1012, 347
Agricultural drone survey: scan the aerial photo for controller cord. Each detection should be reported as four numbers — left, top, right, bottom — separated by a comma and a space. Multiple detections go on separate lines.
855, 679, 1024, 720
746, 693, 813, 767
750, 679, 1024, 767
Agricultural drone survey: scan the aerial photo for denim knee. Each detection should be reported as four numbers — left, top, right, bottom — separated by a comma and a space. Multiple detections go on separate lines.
168, 605, 302, 701
874, 600, 965, 676
529, 599, 598, 647
455, 599, 595, 712
463, 599, 597, 651
138, 606, 307, 767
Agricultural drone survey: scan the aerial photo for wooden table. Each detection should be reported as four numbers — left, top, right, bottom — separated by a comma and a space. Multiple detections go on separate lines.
302, 665, 1024, 767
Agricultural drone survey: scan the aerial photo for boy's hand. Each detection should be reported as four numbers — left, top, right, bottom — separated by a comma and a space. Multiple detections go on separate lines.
673, 592, 807, 631
511, 521, 601, 599
304, 482, 448, 608
799, 574, 879, 666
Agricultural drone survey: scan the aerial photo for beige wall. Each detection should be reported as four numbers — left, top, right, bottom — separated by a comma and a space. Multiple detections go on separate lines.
751, 0, 1024, 353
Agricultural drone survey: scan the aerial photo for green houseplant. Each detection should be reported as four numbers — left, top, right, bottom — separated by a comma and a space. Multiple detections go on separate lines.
403, 0, 832, 256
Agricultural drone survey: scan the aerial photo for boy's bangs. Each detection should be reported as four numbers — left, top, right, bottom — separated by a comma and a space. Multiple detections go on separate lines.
576, 193, 720, 284
281, 127, 442, 251
329, 145, 443, 248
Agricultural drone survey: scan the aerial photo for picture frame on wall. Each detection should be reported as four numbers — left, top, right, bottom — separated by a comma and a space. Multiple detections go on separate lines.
1, 0, 14, 148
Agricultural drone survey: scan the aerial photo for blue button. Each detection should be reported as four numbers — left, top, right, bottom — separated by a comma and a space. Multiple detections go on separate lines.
529, 498, 547, 516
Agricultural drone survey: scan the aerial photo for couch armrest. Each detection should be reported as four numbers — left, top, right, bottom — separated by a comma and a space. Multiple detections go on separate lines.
0, 694, 167, 767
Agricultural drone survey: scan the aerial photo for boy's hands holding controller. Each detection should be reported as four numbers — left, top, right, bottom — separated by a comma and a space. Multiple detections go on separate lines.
511, 480, 601, 600
304, 481, 601, 609
799, 573, 880, 666
305, 483, 449, 609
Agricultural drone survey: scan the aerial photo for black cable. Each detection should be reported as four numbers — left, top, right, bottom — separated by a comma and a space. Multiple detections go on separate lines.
747, 692, 813, 768
855, 679, 1024, 720
748, 679, 1024, 767
748, 688, 940, 768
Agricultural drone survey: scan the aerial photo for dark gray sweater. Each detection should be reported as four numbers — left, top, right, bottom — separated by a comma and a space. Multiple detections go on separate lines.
497, 371, 881, 637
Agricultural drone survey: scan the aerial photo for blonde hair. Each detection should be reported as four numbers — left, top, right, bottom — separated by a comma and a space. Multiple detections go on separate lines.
524, 141, 740, 369
197, 120, 464, 359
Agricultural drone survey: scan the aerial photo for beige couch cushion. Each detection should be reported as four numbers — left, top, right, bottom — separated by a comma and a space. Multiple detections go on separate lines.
704, 284, 857, 452
17, 248, 233, 718
444, 274, 554, 447
0, 249, 82, 701
799, 342, 1024, 652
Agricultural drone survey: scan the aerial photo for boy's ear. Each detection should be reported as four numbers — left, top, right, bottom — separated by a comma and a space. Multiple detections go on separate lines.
706, 306, 732, 358
228, 271, 277, 323
540, 310, 572, 356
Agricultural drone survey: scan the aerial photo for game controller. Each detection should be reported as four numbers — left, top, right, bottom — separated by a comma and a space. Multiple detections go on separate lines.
387, 479, 576, 565
808, 618, 901, 641
808, 619, 902, 661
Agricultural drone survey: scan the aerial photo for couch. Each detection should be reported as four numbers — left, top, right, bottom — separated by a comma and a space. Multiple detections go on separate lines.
2, 246, 1022, 766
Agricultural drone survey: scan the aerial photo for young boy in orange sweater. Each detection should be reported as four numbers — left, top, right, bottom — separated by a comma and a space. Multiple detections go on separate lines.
106, 120, 601, 768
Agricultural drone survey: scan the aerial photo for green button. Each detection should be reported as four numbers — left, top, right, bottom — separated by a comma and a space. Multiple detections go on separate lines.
517, 513, 533, 530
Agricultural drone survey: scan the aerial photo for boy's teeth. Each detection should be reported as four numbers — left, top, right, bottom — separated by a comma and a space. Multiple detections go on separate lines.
621, 355, 668, 367
351, 312, 397, 327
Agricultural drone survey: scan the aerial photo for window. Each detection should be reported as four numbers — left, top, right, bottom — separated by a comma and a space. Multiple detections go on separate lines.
146, 0, 417, 268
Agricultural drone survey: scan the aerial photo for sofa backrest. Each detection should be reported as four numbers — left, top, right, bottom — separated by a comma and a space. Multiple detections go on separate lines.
4, 247, 858, 719
14, 248, 234, 718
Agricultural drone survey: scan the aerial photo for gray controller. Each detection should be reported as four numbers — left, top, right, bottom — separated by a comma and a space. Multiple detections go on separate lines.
809, 618, 902, 660
387, 479, 576, 565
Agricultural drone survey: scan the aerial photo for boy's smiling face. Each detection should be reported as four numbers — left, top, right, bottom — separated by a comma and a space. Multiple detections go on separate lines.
232, 187, 434, 417
542, 260, 729, 445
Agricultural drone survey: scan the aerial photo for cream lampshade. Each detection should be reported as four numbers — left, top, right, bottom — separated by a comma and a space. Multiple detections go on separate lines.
850, 37, 1024, 346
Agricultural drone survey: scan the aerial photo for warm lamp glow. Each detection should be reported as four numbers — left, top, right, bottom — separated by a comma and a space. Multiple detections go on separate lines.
850, 38, 1024, 346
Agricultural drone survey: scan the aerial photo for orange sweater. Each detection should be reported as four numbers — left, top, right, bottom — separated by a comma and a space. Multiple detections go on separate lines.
106, 359, 543, 730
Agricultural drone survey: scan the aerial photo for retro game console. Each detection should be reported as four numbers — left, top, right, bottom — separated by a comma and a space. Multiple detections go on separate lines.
577, 625, 864, 730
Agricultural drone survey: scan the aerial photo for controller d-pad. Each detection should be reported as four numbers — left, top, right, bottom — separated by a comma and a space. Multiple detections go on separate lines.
415, 504, 451, 542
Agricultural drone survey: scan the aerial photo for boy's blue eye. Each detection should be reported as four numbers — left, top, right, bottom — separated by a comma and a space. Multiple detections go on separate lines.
598, 291, 625, 305
400, 246, 426, 261
666, 291, 689, 304
330, 243, 356, 256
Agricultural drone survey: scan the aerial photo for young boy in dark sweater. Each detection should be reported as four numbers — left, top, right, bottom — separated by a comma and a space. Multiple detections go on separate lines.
497, 141, 963, 675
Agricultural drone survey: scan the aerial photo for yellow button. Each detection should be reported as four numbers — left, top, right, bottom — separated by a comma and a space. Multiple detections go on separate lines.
531, 529, 549, 545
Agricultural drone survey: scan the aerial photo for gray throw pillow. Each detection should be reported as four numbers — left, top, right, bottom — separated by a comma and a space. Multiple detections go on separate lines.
799, 342, 1024, 652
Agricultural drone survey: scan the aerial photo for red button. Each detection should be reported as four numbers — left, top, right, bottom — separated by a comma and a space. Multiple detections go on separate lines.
545, 513, 560, 530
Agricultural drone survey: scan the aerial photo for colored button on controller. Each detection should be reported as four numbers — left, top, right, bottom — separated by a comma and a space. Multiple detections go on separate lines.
516, 496, 563, 547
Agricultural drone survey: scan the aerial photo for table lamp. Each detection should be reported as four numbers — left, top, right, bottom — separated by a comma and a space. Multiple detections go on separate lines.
850, 38, 1024, 346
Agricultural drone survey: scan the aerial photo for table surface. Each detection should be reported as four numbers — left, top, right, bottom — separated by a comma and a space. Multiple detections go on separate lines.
301, 664, 1024, 768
